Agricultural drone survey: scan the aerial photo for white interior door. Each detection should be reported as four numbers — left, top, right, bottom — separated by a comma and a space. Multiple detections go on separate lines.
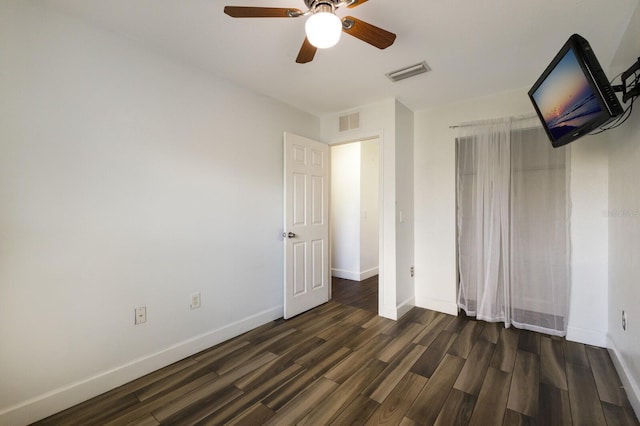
283, 132, 330, 319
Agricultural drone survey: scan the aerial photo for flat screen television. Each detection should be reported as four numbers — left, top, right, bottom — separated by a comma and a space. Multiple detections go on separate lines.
528, 34, 623, 148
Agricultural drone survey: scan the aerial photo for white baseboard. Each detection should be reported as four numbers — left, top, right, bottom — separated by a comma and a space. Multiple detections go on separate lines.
607, 336, 640, 420
0, 306, 283, 426
415, 298, 459, 316
379, 304, 397, 320
378, 297, 416, 321
566, 325, 607, 347
331, 268, 358, 280
359, 267, 379, 281
331, 267, 378, 281
397, 296, 415, 319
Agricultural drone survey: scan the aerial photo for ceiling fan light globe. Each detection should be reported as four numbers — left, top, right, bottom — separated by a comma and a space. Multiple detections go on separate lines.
305, 11, 342, 49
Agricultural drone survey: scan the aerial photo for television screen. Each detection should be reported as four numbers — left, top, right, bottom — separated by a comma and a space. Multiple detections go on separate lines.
528, 34, 623, 147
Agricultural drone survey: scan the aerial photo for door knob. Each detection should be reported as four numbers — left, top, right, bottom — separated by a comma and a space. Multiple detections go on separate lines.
283, 232, 296, 239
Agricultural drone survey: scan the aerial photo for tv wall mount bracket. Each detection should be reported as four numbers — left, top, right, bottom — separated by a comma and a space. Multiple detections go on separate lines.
612, 57, 640, 103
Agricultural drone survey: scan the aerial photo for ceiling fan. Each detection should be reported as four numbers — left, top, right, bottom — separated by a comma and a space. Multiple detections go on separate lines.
223, 0, 396, 63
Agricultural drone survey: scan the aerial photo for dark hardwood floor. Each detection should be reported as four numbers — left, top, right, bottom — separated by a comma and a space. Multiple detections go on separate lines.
35, 279, 638, 425
331, 275, 378, 313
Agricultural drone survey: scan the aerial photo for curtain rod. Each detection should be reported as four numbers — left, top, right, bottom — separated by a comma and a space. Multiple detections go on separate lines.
449, 113, 537, 129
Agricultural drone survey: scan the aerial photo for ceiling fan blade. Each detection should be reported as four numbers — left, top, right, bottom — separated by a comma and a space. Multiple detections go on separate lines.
342, 16, 396, 49
347, 0, 369, 8
223, 6, 302, 18
296, 37, 317, 64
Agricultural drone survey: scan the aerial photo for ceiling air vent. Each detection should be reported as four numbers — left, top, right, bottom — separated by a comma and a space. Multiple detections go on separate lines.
386, 61, 431, 82
339, 111, 360, 132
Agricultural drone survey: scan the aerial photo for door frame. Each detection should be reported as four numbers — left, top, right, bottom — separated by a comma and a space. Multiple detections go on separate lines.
328, 131, 386, 317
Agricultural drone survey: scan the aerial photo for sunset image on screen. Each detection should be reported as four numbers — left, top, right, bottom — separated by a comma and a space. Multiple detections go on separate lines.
532, 49, 603, 141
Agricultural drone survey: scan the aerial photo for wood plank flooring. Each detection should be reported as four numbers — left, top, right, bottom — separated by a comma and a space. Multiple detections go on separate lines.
331, 275, 378, 313
35, 280, 638, 425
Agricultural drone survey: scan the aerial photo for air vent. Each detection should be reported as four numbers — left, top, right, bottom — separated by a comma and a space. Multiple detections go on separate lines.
339, 112, 360, 132
386, 61, 431, 82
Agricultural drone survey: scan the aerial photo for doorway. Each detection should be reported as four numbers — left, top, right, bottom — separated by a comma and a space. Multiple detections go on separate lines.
330, 138, 380, 313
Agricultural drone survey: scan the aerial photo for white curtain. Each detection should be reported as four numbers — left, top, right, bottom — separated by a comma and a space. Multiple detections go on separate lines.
456, 116, 570, 336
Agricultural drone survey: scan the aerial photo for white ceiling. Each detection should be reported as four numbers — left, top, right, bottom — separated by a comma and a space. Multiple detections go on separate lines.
42, 0, 638, 116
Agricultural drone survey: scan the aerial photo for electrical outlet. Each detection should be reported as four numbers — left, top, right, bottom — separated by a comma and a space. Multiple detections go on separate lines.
622, 310, 628, 331
190, 292, 201, 310
135, 306, 147, 325
410, 266, 415, 277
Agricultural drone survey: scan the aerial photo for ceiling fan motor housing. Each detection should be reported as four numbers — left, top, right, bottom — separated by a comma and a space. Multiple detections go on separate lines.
304, 0, 340, 10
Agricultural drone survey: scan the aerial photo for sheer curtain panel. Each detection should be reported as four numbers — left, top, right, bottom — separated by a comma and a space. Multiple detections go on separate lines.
456, 117, 570, 336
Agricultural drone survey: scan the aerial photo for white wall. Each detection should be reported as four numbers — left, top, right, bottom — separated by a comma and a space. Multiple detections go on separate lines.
330, 140, 379, 281
567, 138, 609, 346
394, 101, 415, 317
414, 88, 610, 346
0, 2, 319, 424
331, 143, 362, 278
607, 1, 640, 415
360, 139, 380, 276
